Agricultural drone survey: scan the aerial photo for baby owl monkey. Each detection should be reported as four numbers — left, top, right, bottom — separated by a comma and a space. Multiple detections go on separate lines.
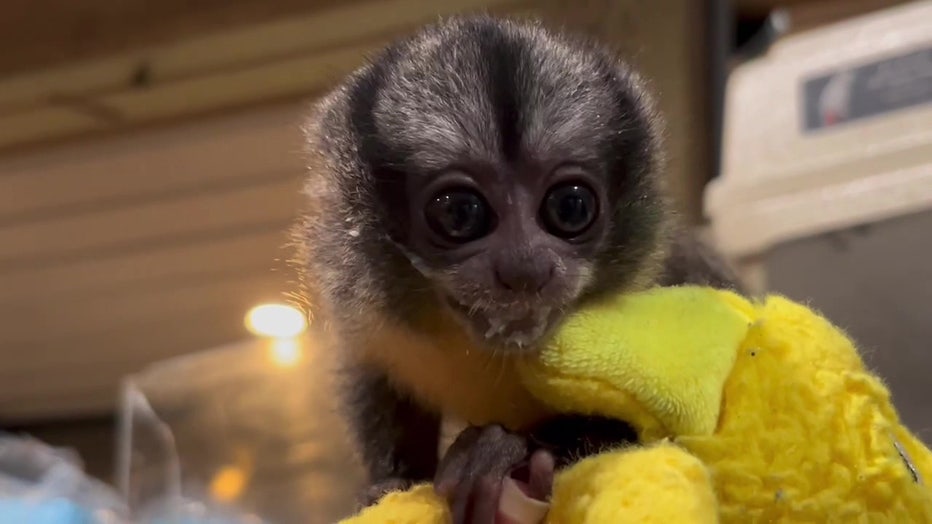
297, 14, 740, 524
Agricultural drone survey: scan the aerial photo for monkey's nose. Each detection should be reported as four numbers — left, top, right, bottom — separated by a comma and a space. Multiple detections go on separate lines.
494, 260, 555, 293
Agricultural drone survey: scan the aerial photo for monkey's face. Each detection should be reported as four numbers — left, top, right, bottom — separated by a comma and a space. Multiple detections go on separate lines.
344, 16, 663, 352
401, 162, 606, 349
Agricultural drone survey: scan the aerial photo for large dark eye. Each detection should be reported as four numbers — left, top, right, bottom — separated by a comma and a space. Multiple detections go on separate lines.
541, 183, 598, 238
424, 188, 492, 242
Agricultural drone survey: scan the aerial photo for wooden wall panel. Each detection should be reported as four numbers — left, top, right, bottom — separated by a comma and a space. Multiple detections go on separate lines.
0, 103, 305, 420
0, 0, 718, 422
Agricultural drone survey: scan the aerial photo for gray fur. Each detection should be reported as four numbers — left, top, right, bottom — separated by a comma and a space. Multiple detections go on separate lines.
292, 14, 741, 492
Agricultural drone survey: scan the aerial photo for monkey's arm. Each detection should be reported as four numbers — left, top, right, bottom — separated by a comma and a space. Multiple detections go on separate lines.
344, 365, 442, 503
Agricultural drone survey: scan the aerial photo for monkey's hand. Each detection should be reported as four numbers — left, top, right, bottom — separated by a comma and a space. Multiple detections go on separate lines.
434, 424, 554, 524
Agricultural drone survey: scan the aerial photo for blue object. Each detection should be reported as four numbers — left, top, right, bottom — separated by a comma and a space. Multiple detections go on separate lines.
0, 434, 268, 524
0, 498, 97, 524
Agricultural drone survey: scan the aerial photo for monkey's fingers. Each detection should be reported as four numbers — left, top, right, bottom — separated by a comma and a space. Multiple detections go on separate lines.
472, 473, 513, 524
497, 478, 550, 524
525, 449, 555, 501
493, 449, 554, 524
434, 425, 483, 497
437, 425, 528, 524
435, 425, 524, 496
453, 467, 524, 524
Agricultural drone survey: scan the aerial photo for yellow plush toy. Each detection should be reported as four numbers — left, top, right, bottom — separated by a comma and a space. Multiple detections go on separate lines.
341, 286, 932, 523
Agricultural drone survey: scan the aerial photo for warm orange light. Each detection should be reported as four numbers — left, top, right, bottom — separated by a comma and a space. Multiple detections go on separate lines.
269, 338, 303, 367
210, 465, 248, 502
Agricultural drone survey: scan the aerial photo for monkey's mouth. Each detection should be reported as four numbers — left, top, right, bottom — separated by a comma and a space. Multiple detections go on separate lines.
443, 296, 563, 350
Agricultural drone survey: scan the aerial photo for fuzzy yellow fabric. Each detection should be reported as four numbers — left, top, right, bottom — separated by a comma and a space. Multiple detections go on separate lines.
677, 294, 932, 523
340, 286, 932, 523
339, 444, 720, 524
339, 484, 450, 524
517, 287, 751, 442
547, 442, 719, 523
521, 287, 932, 523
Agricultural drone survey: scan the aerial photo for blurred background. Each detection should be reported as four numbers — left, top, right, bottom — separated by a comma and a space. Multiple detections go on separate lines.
0, 0, 928, 522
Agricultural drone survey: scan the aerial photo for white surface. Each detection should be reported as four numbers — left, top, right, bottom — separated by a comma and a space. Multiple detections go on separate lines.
706, 1, 932, 258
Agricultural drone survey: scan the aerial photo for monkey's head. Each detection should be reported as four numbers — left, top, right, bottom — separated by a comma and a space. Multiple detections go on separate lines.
305, 16, 668, 352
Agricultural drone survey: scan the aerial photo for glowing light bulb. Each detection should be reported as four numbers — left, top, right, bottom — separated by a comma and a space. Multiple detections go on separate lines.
245, 303, 307, 338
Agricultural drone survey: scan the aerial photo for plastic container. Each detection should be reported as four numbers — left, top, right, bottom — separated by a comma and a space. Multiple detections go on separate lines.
706, 1, 932, 441
0, 434, 130, 524
707, 0, 932, 266
116, 337, 364, 524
